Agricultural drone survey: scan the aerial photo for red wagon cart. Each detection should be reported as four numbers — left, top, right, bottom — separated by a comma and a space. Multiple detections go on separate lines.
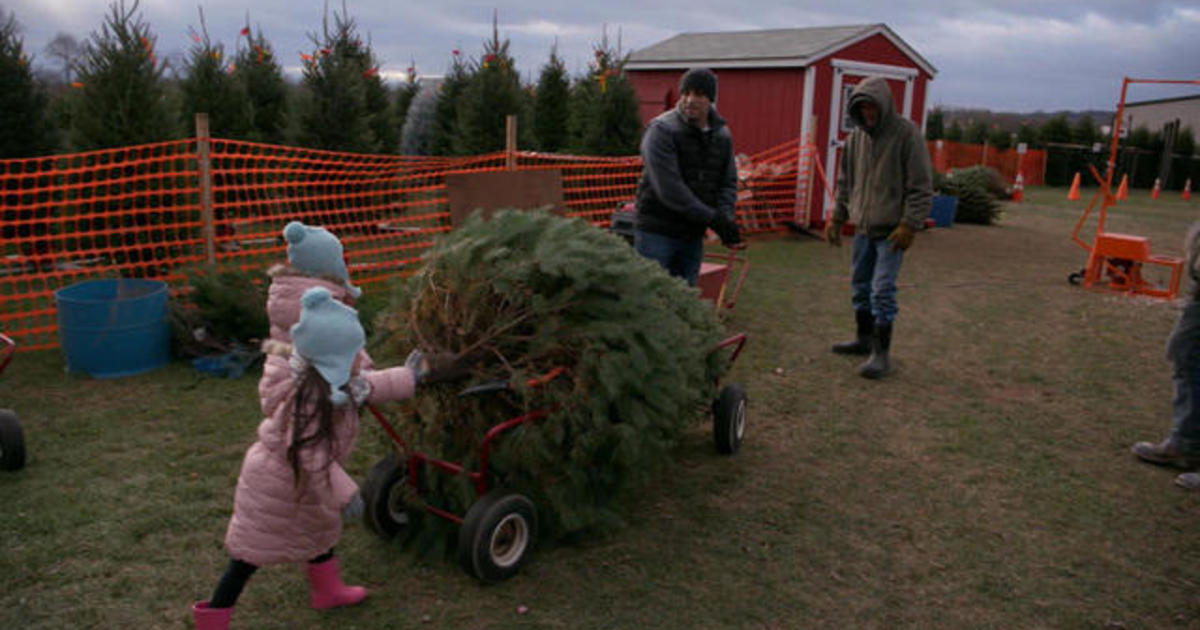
358, 331, 749, 583
0, 333, 26, 471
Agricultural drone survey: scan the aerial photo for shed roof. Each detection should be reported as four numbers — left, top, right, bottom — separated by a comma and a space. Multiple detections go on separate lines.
626, 23, 936, 77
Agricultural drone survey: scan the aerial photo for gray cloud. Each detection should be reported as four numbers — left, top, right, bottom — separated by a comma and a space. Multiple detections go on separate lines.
6, 0, 1199, 112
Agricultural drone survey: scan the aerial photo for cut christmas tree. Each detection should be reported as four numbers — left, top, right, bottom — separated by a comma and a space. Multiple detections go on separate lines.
364, 210, 736, 558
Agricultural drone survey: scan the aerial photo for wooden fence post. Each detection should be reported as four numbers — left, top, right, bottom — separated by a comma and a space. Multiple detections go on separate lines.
505, 115, 517, 171
195, 113, 215, 266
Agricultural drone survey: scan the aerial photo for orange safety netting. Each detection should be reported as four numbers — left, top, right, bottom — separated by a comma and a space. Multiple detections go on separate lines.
1, 137, 802, 351
928, 139, 1047, 186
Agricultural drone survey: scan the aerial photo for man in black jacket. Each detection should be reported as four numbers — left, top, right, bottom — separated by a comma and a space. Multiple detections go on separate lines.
634, 68, 742, 286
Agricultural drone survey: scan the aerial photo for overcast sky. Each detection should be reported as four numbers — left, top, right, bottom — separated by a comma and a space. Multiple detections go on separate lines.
6, 0, 1199, 113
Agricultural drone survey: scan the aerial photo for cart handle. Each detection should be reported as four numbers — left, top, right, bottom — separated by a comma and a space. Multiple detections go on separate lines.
714, 333, 748, 366
458, 366, 568, 397
0, 333, 15, 376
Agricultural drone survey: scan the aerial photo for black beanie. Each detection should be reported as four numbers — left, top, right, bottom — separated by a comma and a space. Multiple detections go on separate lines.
679, 68, 717, 102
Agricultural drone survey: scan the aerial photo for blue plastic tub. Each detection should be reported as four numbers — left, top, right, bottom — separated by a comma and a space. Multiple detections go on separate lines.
55, 279, 170, 378
930, 195, 958, 227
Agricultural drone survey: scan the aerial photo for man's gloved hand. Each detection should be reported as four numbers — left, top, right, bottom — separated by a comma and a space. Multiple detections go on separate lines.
887, 223, 915, 252
710, 212, 742, 248
824, 220, 843, 246
342, 493, 364, 520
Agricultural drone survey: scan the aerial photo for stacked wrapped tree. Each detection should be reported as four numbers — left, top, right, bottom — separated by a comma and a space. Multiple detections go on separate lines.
363, 210, 742, 581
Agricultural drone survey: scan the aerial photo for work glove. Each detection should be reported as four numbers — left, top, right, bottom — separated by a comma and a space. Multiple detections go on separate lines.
824, 220, 843, 246
887, 223, 915, 252
405, 349, 474, 386
341, 493, 364, 520
710, 212, 742, 248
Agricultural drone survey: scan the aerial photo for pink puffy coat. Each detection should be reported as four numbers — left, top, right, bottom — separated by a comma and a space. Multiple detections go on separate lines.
224, 267, 415, 566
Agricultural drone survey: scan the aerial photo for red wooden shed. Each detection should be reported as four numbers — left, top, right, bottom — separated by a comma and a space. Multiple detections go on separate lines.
625, 24, 937, 226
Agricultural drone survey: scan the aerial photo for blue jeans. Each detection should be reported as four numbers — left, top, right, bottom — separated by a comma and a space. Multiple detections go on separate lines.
1170, 345, 1200, 455
635, 230, 703, 286
850, 233, 904, 324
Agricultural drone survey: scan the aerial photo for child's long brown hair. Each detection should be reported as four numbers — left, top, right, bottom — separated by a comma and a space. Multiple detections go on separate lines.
287, 365, 338, 487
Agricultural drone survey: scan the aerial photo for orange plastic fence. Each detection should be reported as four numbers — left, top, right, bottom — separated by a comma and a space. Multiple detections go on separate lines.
1, 137, 801, 351
928, 139, 1046, 186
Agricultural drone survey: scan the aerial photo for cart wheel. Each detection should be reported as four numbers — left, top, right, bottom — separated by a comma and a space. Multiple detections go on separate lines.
712, 384, 747, 455
1067, 269, 1084, 285
0, 409, 25, 471
457, 490, 537, 583
361, 452, 412, 538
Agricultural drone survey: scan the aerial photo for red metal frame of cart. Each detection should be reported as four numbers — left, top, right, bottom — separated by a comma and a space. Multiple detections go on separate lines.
365, 332, 748, 525
698, 248, 750, 318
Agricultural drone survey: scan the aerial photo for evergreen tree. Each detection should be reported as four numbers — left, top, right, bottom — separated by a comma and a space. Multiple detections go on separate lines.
178, 11, 250, 138
298, 7, 393, 153
232, 24, 288, 143
567, 35, 642, 156
1016, 123, 1039, 149
1126, 125, 1154, 149
394, 63, 420, 143
1072, 114, 1099, 147
533, 45, 569, 152
453, 17, 526, 156
987, 126, 1012, 150
924, 107, 944, 140
1039, 113, 1073, 145
0, 11, 58, 157
400, 85, 437, 155
944, 121, 963, 142
1175, 126, 1195, 157
964, 120, 988, 145
71, 0, 175, 150
429, 50, 469, 156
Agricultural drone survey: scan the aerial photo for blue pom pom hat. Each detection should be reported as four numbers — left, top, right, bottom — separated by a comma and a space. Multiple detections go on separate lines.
289, 287, 365, 406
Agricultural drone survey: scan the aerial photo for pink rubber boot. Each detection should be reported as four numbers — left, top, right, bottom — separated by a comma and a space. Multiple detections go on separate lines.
305, 557, 368, 610
192, 601, 232, 630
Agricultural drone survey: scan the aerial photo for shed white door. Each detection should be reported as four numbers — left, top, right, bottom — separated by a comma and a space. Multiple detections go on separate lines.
822, 59, 918, 222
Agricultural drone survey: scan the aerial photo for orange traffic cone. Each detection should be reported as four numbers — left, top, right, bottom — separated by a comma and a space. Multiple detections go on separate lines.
1185, 178, 1192, 201
1151, 177, 1161, 200
1067, 172, 1081, 200
1115, 174, 1128, 200
1011, 173, 1025, 203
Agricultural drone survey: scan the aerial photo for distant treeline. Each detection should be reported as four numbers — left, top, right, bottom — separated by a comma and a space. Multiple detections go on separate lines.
925, 107, 1197, 188
0, 1, 643, 160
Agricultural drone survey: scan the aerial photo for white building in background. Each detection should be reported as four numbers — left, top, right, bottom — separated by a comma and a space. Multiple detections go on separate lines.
1122, 95, 1200, 150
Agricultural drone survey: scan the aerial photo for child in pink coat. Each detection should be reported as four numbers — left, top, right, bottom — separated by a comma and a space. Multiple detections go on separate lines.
192, 223, 462, 629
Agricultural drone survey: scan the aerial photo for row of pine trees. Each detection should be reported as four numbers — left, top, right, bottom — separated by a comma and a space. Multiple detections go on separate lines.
0, 1, 644, 160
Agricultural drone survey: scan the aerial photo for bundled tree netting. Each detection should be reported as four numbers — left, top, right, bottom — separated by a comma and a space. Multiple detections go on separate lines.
370, 210, 727, 542
944, 166, 1004, 225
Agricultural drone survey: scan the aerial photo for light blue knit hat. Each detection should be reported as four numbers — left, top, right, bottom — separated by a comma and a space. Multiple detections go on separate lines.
283, 221, 362, 299
290, 287, 365, 406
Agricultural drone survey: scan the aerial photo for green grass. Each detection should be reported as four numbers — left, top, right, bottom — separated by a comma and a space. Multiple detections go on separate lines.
3, 185, 1200, 629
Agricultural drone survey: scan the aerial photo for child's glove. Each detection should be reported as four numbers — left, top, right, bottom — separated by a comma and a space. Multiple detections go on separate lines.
342, 493, 364, 520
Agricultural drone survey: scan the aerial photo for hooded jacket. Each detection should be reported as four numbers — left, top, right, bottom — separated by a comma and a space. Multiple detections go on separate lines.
635, 105, 738, 240
832, 77, 933, 238
223, 266, 417, 566
1166, 222, 1200, 365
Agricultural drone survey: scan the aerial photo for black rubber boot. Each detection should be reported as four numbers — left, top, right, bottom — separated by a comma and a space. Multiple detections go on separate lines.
832, 310, 874, 355
858, 322, 892, 379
